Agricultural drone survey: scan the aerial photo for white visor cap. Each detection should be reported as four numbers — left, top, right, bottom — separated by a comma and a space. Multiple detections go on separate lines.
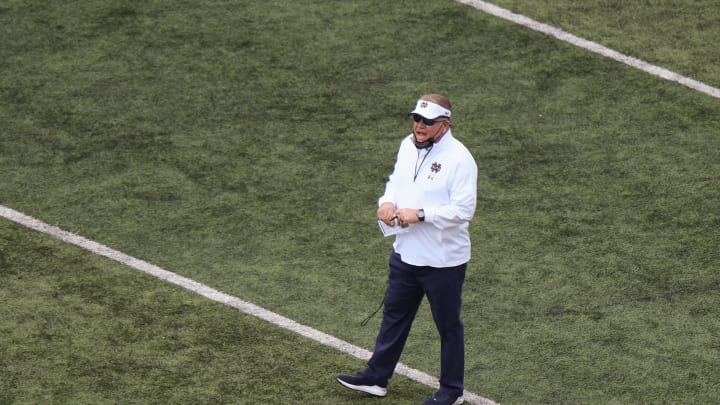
410, 99, 451, 119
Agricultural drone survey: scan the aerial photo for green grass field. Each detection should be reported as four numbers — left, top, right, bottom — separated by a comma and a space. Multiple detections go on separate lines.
2, 0, 719, 404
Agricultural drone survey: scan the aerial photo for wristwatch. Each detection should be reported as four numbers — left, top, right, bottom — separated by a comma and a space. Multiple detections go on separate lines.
417, 209, 425, 222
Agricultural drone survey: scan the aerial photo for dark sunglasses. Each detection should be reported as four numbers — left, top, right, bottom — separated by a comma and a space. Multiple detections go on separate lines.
412, 114, 447, 126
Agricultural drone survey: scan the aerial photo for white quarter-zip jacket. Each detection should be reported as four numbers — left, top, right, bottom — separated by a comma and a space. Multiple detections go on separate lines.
379, 130, 478, 267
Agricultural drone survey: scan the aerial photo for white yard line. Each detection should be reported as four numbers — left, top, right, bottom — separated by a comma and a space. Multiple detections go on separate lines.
0, 205, 497, 405
456, 0, 720, 99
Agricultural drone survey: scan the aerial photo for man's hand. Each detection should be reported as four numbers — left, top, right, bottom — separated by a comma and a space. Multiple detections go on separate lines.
394, 208, 422, 227
377, 202, 397, 226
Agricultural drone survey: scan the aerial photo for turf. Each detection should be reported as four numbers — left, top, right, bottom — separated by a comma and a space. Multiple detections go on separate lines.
488, 0, 720, 88
2, 0, 719, 404
0, 219, 433, 404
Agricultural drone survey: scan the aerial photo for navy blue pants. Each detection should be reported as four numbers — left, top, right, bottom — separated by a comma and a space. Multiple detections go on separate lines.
367, 251, 466, 396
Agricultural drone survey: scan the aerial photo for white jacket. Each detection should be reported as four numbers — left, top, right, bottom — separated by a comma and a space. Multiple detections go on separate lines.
379, 130, 478, 267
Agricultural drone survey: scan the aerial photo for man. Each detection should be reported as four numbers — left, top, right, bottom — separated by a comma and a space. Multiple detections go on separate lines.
336, 94, 478, 405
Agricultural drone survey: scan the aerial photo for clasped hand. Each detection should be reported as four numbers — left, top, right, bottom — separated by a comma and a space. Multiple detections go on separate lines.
378, 203, 420, 228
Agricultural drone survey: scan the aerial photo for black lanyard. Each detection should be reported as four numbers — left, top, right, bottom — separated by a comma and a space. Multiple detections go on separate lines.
413, 145, 433, 182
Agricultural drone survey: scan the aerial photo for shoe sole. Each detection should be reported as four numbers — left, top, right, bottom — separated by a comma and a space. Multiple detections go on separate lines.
425, 396, 465, 405
335, 377, 387, 397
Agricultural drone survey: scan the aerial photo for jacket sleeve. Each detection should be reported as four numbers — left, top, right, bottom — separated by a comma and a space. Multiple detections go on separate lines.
377, 140, 407, 206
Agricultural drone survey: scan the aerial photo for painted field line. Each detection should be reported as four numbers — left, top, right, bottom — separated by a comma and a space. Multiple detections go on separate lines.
456, 0, 720, 99
0, 205, 497, 405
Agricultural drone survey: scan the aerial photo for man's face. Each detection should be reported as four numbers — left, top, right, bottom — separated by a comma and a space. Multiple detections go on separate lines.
412, 114, 449, 144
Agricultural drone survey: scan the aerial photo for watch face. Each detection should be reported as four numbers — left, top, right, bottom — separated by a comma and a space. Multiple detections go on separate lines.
418, 209, 425, 220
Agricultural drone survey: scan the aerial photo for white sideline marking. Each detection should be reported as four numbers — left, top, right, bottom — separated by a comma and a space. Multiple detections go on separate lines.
0, 205, 498, 405
456, 0, 720, 99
